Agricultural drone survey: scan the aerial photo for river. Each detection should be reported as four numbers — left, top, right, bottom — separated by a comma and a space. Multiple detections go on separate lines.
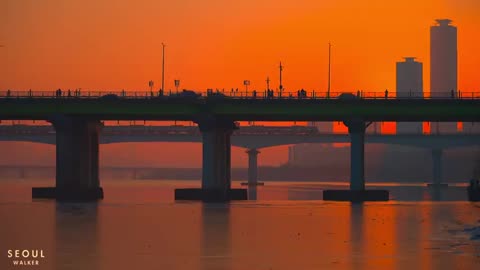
0, 179, 479, 269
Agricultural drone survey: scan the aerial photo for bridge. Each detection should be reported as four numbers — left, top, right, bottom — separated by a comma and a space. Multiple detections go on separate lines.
1, 90, 479, 202
1, 124, 479, 188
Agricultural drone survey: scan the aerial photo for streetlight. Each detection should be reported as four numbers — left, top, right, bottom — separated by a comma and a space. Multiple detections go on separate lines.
243, 80, 250, 93
148, 80, 154, 92
174, 79, 180, 93
279, 62, 284, 93
161, 43, 166, 94
327, 43, 332, 98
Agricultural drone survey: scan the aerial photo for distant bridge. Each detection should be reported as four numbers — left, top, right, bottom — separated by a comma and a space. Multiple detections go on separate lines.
0, 124, 479, 149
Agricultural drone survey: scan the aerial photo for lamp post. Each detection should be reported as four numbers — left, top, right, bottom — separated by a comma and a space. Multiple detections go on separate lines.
148, 80, 154, 92
327, 43, 331, 98
243, 80, 250, 93
161, 43, 166, 94
279, 62, 284, 94
174, 79, 180, 93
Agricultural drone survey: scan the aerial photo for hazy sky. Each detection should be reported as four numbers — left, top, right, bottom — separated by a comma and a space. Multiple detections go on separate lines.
1, 0, 479, 166
1, 0, 480, 92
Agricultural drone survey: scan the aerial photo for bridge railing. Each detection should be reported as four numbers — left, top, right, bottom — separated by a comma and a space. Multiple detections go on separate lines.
1, 90, 480, 100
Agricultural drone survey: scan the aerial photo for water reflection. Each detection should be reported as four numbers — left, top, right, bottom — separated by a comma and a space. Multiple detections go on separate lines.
349, 204, 365, 270
1, 180, 480, 270
55, 202, 99, 270
201, 203, 231, 270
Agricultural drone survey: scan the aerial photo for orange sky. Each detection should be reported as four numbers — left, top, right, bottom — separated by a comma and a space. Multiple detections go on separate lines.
1, 0, 480, 92
1, 0, 479, 166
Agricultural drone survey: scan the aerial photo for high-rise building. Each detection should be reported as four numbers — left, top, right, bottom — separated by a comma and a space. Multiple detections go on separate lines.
396, 57, 423, 133
430, 19, 458, 133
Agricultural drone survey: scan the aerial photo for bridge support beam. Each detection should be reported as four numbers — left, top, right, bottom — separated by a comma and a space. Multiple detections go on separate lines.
241, 149, 264, 186
427, 148, 448, 187
324, 120, 389, 202
32, 116, 103, 201
175, 117, 247, 202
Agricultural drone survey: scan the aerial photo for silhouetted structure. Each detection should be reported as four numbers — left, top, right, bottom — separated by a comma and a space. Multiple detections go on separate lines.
396, 57, 423, 133
430, 19, 458, 134
2, 91, 479, 202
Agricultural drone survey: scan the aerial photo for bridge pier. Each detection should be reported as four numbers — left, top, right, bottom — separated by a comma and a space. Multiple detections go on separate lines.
175, 117, 247, 202
324, 120, 389, 202
427, 148, 448, 187
32, 116, 103, 201
241, 149, 264, 186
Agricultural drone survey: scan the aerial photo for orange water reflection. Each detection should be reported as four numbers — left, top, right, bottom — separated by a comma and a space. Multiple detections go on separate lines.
1, 180, 480, 270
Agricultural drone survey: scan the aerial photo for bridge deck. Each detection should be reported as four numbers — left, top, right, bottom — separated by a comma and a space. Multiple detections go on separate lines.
1, 97, 479, 122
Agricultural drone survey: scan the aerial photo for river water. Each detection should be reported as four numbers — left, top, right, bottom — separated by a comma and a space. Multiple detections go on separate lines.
0, 179, 479, 270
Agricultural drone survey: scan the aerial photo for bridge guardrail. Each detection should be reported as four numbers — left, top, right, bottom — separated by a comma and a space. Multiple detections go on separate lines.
1, 90, 480, 100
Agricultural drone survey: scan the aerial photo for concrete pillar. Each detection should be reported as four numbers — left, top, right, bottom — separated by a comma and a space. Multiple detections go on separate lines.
175, 116, 247, 201
225, 131, 232, 190
32, 116, 103, 200
348, 122, 366, 191
323, 119, 388, 201
247, 149, 259, 185
201, 127, 231, 193
54, 117, 101, 190
247, 186, 258, 200
431, 148, 444, 185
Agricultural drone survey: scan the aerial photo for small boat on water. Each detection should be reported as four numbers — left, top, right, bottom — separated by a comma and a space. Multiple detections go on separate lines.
467, 179, 480, 202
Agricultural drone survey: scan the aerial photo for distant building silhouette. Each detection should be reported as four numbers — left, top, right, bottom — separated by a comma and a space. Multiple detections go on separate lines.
308, 121, 332, 133
396, 57, 423, 134
463, 122, 480, 134
289, 121, 335, 166
430, 19, 458, 133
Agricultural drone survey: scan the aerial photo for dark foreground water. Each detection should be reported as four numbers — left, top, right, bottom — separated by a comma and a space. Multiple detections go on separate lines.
0, 179, 479, 270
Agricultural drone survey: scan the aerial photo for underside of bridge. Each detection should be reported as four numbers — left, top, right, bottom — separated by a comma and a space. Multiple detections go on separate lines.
24, 115, 453, 202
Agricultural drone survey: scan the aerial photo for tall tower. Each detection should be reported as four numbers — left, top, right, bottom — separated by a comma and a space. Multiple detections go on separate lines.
430, 19, 458, 133
396, 57, 423, 133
